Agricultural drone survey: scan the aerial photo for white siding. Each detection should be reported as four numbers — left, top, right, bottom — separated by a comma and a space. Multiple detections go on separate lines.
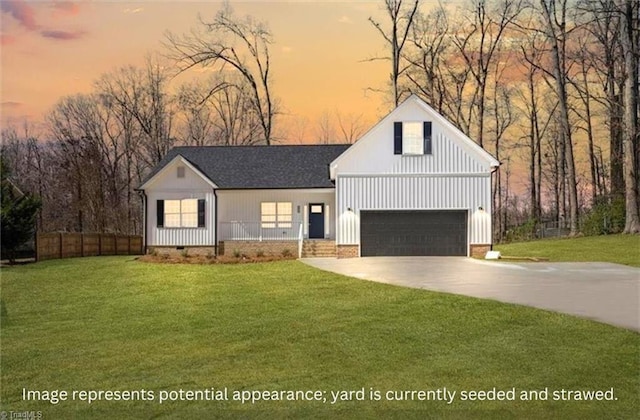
145, 158, 216, 246
336, 175, 492, 246
217, 189, 336, 239
331, 98, 493, 176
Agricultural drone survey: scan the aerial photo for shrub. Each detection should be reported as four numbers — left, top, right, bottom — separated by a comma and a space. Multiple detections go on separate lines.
582, 197, 625, 236
504, 218, 537, 243
281, 248, 293, 258
232, 249, 241, 258
256, 249, 265, 258
180, 249, 189, 258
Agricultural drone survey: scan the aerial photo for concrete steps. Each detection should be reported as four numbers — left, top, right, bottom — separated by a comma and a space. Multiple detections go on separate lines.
301, 240, 336, 258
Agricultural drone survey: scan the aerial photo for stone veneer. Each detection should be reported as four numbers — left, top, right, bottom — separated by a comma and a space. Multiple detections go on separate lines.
470, 244, 492, 258
337, 245, 359, 258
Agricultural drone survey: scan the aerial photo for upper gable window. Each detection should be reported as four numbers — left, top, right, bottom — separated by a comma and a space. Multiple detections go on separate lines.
394, 121, 432, 155
403, 122, 423, 155
177, 166, 185, 178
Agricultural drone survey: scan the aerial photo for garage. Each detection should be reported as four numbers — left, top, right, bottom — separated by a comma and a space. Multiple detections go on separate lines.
360, 210, 468, 256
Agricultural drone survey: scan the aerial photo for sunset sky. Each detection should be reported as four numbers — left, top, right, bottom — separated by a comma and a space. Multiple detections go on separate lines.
0, 0, 402, 139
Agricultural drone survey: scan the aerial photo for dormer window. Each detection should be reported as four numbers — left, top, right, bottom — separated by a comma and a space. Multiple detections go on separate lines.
177, 166, 185, 178
394, 121, 432, 155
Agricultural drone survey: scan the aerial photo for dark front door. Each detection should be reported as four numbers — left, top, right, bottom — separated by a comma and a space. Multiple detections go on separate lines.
360, 210, 468, 256
308, 203, 325, 239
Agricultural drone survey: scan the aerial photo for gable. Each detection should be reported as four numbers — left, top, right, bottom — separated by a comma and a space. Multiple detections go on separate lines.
140, 155, 217, 191
330, 95, 499, 178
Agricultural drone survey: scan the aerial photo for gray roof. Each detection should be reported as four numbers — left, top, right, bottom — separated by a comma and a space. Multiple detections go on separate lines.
141, 144, 351, 189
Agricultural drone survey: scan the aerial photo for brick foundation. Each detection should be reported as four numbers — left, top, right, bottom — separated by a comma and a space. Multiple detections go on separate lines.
219, 241, 298, 257
470, 244, 492, 258
337, 245, 359, 258
147, 246, 216, 257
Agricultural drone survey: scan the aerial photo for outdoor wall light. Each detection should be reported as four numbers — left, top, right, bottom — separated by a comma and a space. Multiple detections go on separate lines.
478, 206, 484, 212
347, 207, 353, 212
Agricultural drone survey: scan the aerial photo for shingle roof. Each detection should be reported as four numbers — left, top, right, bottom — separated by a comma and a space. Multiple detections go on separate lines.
141, 144, 351, 189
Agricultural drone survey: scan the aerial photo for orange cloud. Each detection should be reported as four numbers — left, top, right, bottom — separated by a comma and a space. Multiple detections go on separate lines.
1, 0, 39, 30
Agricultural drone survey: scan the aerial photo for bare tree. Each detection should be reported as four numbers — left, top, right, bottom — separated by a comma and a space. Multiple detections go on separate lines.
449, 0, 524, 147
406, 5, 451, 115
336, 111, 367, 143
538, 0, 580, 235
618, 0, 640, 233
369, 0, 420, 106
96, 57, 175, 168
165, 2, 276, 144
176, 81, 220, 146
315, 111, 337, 144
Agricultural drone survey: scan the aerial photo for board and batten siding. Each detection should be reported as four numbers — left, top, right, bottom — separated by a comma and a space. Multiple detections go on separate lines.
144, 156, 216, 247
217, 189, 336, 239
336, 175, 492, 246
146, 191, 215, 246
331, 96, 498, 251
330, 97, 492, 177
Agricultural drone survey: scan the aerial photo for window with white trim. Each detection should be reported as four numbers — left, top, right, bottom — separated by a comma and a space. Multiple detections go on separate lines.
261, 202, 292, 228
403, 121, 423, 155
165, 199, 198, 228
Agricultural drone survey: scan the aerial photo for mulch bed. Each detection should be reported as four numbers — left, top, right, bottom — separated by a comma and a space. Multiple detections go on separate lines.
137, 254, 297, 265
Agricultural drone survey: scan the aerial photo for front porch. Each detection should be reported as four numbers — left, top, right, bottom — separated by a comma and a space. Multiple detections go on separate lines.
217, 221, 336, 257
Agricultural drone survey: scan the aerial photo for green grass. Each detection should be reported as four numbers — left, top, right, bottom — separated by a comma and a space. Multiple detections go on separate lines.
1, 257, 638, 418
495, 234, 640, 267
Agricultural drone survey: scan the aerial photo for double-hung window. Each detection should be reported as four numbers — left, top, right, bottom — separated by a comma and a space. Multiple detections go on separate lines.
394, 121, 433, 155
157, 199, 205, 228
261, 202, 292, 228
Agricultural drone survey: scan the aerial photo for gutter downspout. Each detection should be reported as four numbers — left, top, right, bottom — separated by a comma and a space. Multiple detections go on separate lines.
490, 164, 500, 251
213, 188, 218, 256
137, 189, 147, 253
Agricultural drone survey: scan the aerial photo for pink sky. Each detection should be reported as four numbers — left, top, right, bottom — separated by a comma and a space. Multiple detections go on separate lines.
1, 0, 395, 140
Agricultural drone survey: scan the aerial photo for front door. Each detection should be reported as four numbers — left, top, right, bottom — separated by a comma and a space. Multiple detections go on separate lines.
308, 203, 325, 239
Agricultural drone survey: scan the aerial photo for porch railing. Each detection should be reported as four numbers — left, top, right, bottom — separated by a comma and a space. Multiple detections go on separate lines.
219, 221, 302, 241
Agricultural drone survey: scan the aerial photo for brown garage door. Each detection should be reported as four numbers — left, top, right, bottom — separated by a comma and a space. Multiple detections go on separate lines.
360, 210, 468, 256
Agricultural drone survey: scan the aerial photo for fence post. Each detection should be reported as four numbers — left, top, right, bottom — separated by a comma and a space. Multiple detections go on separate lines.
128, 235, 132, 254
114, 234, 117, 255
80, 233, 84, 257
59, 232, 63, 259
98, 234, 102, 256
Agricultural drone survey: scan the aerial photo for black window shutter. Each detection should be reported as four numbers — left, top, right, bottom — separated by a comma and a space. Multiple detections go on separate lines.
423, 121, 432, 155
156, 200, 164, 228
198, 199, 205, 227
394, 122, 403, 155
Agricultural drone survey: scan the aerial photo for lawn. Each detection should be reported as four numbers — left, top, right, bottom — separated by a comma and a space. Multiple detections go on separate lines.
1, 257, 638, 419
495, 234, 640, 267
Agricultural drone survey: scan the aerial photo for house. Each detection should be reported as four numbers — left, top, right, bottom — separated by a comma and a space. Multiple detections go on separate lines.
138, 95, 499, 258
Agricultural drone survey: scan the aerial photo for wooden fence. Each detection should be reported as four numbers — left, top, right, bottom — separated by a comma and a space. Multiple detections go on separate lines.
36, 233, 143, 261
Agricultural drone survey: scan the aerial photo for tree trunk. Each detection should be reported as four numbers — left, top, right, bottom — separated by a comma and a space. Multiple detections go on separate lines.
620, 0, 640, 233
540, 0, 579, 235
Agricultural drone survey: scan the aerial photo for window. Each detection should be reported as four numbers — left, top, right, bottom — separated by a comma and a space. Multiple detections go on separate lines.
177, 166, 185, 178
403, 121, 423, 155
394, 121, 432, 155
157, 199, 205, 228
261, 202, 292, 228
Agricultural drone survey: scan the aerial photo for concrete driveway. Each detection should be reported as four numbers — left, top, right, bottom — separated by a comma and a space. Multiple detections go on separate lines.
301, 257, 640, 332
